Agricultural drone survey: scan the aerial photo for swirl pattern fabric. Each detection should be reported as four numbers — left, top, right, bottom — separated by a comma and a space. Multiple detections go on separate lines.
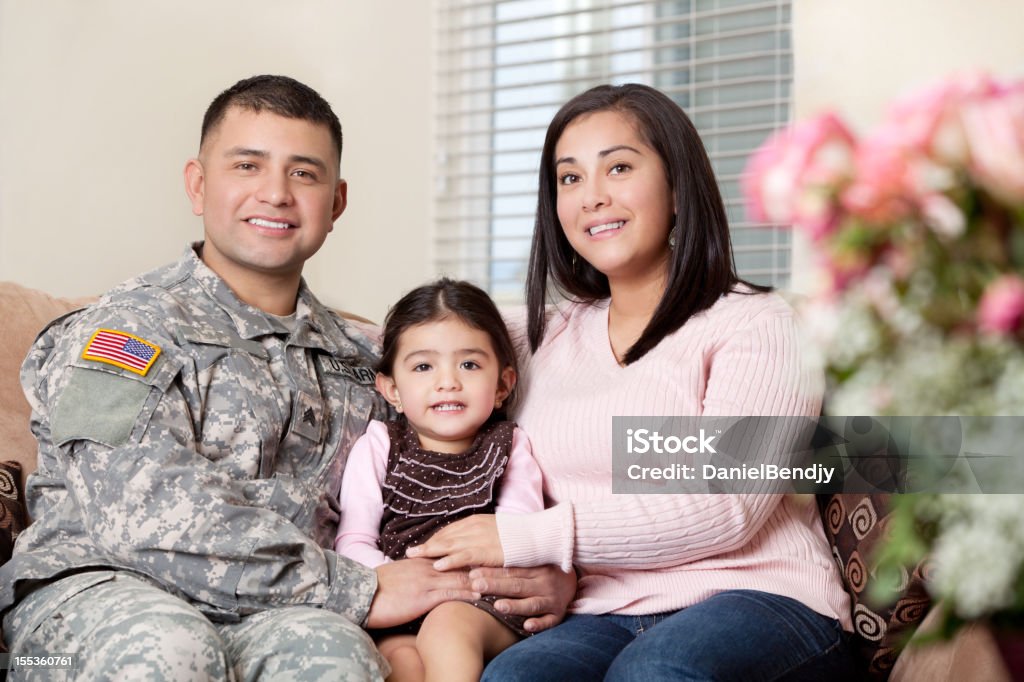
0, 461, 28, 562
0, 460, 29, 654
817, 493, 931, 679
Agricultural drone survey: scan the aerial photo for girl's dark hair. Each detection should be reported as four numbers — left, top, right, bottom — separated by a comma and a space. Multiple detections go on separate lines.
378, 278, 519, 408
526, 83, 768, 365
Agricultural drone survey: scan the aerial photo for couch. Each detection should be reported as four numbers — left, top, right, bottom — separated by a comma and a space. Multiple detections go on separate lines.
0, 280, 1012, 680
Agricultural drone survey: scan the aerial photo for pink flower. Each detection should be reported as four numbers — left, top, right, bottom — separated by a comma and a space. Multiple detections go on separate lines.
840, 129, 916, 224
977, 275, 1024, 335
961, 86, 1024, 203
743, 112, 856, 240
841, 127, 968, 242
885, 72, 1004, 165
881, 72, 1024, 203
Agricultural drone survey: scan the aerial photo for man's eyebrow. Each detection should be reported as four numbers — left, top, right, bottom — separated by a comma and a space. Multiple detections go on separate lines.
555, 145, 642, 166
289, 154, 328, 173
225, 147, 268, 159
223, 147, 328, 173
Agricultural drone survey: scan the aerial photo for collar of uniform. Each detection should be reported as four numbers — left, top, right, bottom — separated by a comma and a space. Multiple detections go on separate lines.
292, 283, 363, 358
180, 243, 279, 339
179, 243, 367, 358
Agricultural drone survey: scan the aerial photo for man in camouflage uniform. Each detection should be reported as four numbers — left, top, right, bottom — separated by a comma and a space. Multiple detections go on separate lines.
0, 75, 487, 681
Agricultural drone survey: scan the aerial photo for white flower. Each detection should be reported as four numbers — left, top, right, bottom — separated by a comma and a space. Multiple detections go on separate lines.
921, 194, 966, 239
993, 352, 1024, 413
929, 494, 1024, 619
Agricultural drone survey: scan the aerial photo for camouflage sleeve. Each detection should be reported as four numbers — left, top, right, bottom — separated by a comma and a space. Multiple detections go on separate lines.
25, 303, 377, 624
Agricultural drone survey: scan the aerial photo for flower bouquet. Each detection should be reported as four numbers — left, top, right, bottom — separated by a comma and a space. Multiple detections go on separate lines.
742, 72, 1024, 657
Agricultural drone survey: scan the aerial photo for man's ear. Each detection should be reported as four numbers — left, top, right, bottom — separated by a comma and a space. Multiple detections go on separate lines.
375, 372, 402, 412
332, 178, 348, 223
495, 367, 517, 407
184, 158, 206, 216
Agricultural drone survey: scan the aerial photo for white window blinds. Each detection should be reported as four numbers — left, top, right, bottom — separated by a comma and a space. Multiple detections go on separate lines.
436, 0, 793, 304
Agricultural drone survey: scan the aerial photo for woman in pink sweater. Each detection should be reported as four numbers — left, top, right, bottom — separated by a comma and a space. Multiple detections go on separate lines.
409, 84, 857, 680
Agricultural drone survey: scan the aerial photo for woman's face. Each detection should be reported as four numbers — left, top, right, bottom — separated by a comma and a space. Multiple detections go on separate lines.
553, 109, 674, 286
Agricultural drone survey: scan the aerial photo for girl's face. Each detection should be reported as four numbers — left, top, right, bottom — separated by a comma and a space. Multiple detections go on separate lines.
375, 317, 515, 454
553, 109, 675, 286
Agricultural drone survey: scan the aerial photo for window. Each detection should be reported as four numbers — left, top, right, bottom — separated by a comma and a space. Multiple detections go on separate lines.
435, 0, 792, 304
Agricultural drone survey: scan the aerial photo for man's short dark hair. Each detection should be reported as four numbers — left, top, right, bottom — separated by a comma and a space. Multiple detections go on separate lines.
200, 75, 343, 165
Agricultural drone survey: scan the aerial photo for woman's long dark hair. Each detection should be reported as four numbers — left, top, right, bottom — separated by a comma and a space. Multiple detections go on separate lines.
526, 83, 768, 365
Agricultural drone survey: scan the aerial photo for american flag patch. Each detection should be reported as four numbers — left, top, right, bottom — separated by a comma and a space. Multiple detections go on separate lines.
82, 329, 162, 376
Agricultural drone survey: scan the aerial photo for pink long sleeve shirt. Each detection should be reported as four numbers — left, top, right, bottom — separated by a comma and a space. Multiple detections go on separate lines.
497, 291, 852, 629
335, 421, 545, 567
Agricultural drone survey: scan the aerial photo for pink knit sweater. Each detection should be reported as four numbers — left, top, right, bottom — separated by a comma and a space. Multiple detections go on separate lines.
496, 291, 852, 629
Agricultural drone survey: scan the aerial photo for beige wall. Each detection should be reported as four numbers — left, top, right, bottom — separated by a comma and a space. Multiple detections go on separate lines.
794, 0, 1024, 125
790, 0, 1024, 291
5, 2, 1023, 313
0, 0, 432, 322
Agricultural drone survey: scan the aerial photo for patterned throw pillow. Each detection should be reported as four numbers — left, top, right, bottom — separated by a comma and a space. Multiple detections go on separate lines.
817, 493, 932, 680
1, 460, 28, 565
1, 461, 29, 654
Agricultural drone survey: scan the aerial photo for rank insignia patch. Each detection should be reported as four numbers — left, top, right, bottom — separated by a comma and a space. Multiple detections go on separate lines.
82, 329, 162, 376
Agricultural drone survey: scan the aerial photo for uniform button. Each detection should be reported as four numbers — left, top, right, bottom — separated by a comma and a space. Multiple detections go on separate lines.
244, 484, 259, 501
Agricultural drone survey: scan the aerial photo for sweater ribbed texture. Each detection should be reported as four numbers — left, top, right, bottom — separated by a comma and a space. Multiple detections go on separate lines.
496, 291, 852, 628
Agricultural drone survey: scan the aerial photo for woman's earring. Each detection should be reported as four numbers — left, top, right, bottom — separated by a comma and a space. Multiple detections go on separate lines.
572, 251, 578, 270
668, 230, 677, 249
495, 398, 503, 409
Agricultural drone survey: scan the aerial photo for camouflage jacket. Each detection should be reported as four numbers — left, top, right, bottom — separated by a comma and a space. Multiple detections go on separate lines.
0, 245, 389, 625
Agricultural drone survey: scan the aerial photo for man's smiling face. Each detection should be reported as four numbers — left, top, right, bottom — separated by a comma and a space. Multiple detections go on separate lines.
184, 106, 346, 290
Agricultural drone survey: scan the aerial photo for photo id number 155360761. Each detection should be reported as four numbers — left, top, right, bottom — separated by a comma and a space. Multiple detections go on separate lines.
1, 653, 79, 670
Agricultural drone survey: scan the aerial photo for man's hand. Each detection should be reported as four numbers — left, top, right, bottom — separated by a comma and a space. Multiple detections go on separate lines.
469, 565, 576, 633
406, 514, 502, 570
366, 558, 479, 629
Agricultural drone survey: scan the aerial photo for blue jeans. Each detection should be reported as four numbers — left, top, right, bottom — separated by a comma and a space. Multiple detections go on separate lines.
481, 590, 860, 681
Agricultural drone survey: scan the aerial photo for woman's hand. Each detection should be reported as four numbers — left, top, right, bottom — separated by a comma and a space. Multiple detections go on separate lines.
470, 565, 577, 633
406, 514, 503, 570
406, 514, 578, 632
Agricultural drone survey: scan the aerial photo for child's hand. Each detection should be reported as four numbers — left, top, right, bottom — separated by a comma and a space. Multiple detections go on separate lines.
406, 514, 503, 570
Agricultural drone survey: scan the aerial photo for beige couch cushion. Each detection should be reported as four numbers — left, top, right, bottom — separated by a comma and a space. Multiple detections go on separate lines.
0, 282, 91, 487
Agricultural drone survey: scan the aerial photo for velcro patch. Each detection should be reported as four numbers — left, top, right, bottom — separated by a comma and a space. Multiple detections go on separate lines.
52, 367, 153, 447
82, 329, 162, 376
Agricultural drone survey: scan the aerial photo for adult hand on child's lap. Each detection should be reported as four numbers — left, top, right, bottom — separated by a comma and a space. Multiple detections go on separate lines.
406, 514, 503, 570
407, 515, 577, 633
367, 558, 478, 629
470, 565, 577, 633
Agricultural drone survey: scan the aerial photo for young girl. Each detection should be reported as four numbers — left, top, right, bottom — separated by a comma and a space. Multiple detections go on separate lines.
335, 278, 545, 682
